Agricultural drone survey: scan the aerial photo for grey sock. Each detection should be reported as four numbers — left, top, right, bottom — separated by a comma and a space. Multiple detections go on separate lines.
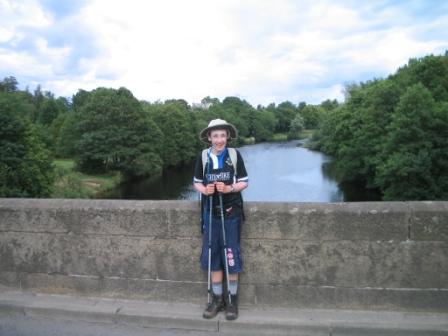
228, 280, 238, 295
212, 282, 222, 295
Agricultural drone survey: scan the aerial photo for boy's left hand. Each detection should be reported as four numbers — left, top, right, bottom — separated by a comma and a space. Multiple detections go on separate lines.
215, 182, 227, 193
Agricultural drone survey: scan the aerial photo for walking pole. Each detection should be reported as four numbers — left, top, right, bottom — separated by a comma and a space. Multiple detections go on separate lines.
218, 193, 232, 305
207, 194, 213, 305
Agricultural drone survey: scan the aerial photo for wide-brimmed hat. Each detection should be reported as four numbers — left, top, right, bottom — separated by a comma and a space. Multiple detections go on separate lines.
199, 119, 238, 143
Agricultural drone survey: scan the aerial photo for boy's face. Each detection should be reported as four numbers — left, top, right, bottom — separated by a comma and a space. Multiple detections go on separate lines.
208, 129, 228, 152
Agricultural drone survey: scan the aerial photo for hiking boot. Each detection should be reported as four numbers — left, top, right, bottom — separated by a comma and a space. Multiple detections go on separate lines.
225, 294, 238, 320
203, 294, 224, 319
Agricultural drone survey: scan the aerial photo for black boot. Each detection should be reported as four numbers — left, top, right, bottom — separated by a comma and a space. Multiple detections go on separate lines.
203, 294, 224, 319
225, 294, 238, 320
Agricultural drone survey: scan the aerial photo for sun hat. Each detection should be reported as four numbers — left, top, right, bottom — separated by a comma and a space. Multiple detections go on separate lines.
199, 119, 238, 143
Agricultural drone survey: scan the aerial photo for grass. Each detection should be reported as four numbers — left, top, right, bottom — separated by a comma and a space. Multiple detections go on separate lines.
241, 130, 315, 145
300, 129, 315, 139
52, 159, 121, 198
271, 133, 288, 141
81, 173, 120, 194
241, 136, 256, 145
271, 130, 314, 142
54, 159, 75, 170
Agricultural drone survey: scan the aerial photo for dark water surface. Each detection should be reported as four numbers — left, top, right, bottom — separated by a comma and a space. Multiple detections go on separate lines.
104, 140, 381, 202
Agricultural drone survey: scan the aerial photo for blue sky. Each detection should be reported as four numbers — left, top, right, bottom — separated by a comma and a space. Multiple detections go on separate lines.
1, 0, 447, 105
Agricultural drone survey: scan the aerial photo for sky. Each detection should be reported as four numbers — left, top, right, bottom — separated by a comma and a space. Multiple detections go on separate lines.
1, 0, 447, 106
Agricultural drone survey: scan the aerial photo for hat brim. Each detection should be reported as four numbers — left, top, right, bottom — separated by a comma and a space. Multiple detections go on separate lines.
199, 124, 238, 143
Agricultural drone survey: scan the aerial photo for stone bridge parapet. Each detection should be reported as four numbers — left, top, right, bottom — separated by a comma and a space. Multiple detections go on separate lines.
0, 199, 447, 311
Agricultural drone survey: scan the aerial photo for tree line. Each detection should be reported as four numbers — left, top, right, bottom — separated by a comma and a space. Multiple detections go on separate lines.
1, 77, 332, 197
2, 52, 446, 201
311, 53, 448, 200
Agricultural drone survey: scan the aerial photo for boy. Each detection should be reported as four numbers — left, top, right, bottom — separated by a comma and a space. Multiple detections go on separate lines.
193, 119, 248, 320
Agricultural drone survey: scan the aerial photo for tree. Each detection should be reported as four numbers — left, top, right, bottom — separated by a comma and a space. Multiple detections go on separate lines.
251, 109, 276, 141
313, 53, 448, 200
394, 55, 448, 102
321, 99, 339, 111
164, 99, 190, 110
200, 96, 220, 109
147, 101, 196, 168
0, 76, 18, 92
55, 112, 82, 158
72, 89, 91, 111
221, 96, 252, 137
323, 79, 402, 186
37, 97, 60, 125
288, 114, 305, 139
33, 85, 44, 111
0, 92, 54, 197
297, 101, 306, 112
375, 84, 448, 200
300, 105, 325, 129
73, 87, 163, 179
274, 101, 297, 133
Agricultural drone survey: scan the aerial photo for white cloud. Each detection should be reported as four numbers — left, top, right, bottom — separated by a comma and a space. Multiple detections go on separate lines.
347, 28, 445, 72
0, 48, 53, 78
0, 0, 50, 44
0, 0, 50, 28
1, 0, 447, 105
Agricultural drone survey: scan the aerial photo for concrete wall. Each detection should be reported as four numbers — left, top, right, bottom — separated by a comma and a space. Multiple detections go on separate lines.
0, 199, 447, 312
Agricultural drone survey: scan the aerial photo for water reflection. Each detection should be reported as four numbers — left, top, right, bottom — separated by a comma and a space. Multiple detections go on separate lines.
104, 140, 381, 202
236, 140, 343, 202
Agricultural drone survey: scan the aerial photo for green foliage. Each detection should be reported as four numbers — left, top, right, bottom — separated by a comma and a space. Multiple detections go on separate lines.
73, 87, 164, 179
37, 97, 61, 125
55, 112, 81, 158
314, 53, 448, 200
2, 74, 336, 199
300, 105, 325, 129
0, 89, 35, 121
271, 133, 288, 141
32, 85, 45, 114
394, 55, 448, 102
375, 84, 448, 200
274, 101, 297, 133
221, 96, 253, 137
52, 172, 90, 198
0, 92, 54, 197
251, 109, 276, 141
145, 100, 196, 168
52, 160, 121, 199
192, 95, 333, 146
0, 76, 19, 92
321, 99, 339, 111
288, 114, 304, 139
72, 89, 91, 111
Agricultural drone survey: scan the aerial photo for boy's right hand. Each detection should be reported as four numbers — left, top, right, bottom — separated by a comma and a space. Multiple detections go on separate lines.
205, 183, 215, 196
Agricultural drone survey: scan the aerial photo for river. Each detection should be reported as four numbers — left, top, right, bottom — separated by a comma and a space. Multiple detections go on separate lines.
104, 140, 381, 202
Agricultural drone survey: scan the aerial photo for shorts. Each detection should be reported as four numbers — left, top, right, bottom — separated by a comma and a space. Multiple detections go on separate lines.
200, 206, 243, 274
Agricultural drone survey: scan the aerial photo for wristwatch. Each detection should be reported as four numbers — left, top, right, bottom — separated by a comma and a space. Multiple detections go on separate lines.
230, 184, 235, 192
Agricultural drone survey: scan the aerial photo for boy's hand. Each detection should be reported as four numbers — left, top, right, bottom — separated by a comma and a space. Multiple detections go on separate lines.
205, 183, 215, 195
215, 182, 226, 193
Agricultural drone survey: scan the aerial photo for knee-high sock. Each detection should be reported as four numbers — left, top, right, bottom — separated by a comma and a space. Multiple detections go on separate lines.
228, 280, 238, 295
212, 282, 223, 295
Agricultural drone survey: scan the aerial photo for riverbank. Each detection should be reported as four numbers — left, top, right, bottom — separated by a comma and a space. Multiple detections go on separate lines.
52, 159, 120, 199
300, 129, 314, 139
241, 130, 315, 145
51, 130, 333, 201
